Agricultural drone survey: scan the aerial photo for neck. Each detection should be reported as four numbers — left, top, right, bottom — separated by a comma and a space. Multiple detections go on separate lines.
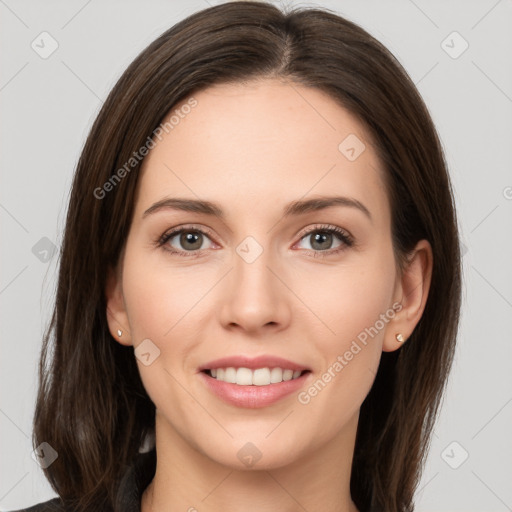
141, 410, 360, 512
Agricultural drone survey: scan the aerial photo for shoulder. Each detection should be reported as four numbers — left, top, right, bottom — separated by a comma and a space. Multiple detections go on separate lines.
7, 449, 156, 512
8, 497, 67, 511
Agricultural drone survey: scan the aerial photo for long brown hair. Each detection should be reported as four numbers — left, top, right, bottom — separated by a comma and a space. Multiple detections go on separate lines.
33, 2, 462, 511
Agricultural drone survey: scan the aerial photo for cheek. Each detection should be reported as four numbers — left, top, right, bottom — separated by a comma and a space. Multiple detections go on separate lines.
296, 245, 396, 350
295, 302, 389, 445
295, 247, 396, 422
120, 243, 214, 406
122, 243, 209, 340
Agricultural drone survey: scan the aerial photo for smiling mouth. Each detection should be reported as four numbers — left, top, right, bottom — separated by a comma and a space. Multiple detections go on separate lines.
201, 368, 311, 386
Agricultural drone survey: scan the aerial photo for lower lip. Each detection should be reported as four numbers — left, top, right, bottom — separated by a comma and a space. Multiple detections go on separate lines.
198, 371, 311, 408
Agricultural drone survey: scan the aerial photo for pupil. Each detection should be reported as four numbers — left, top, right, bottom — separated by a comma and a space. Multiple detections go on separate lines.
312, 232, 331, 250
181, 232, 202, 250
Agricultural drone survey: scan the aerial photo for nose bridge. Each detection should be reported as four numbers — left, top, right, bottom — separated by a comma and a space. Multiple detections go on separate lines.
233, 235, 277, 306
234, 239, 272, 291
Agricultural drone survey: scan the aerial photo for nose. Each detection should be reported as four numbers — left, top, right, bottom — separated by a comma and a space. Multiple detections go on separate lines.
218, 245, 291, 334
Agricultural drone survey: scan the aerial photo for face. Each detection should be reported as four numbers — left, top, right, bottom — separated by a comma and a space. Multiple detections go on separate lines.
106, 79, 421, 471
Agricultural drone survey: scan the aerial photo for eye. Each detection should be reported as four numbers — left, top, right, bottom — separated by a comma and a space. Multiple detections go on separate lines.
294, 224, 354, 257
156, 223, 354, 259
157, 225, 216, 257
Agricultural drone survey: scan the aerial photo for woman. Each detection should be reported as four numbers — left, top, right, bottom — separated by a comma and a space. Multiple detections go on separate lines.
15, 1, 461, 511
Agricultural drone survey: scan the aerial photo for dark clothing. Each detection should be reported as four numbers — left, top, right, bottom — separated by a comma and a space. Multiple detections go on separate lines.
9, 449, 156, 512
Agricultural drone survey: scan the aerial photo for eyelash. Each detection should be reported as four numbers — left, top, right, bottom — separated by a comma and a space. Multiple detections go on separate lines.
155, 223, 354, 259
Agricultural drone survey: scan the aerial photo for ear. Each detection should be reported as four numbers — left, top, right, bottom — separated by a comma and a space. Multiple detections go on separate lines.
105, 263, 132, 347
383, 239, 433, 352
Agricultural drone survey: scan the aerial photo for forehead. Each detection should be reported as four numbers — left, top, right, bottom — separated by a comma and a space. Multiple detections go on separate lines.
134, 79, 389, 225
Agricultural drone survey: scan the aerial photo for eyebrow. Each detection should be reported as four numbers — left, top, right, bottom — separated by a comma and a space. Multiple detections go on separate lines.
143, 195, 372, 222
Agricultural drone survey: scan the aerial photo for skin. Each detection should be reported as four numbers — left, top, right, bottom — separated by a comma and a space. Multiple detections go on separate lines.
105, 78, 432, 512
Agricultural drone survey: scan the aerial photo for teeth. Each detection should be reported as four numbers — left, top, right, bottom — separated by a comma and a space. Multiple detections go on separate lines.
208, 367, 303, 385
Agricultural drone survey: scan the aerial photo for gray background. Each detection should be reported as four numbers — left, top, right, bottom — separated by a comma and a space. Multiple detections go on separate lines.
1, 0, 511, 510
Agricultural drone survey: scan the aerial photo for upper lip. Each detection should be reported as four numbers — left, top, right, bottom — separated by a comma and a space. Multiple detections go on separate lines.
198, 355, 311, 372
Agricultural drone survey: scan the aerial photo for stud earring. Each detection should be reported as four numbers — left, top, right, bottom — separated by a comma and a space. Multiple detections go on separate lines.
117, 329, 123, 337
396, 333, 404, 343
